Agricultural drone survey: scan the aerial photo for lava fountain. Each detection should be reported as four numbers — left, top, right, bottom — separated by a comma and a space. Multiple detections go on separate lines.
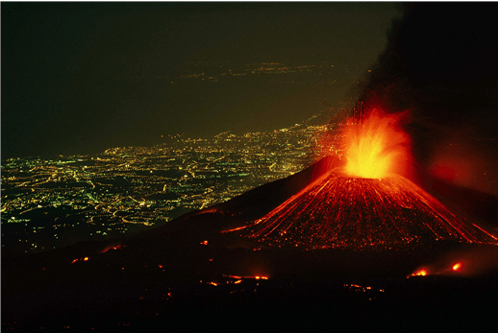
227, 108, 497, 250
341, 109, 412, 180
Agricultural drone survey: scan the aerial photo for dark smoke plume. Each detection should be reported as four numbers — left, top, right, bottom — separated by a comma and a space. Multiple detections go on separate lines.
355, 3, 498, 227
362, 3, 498, 165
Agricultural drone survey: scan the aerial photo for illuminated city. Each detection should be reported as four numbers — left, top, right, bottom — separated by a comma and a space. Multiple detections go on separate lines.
2, 54, 368, 256
1, 112, 331, 255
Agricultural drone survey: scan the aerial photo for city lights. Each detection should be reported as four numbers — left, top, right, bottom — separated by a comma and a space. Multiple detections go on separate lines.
1, 117, 329, 255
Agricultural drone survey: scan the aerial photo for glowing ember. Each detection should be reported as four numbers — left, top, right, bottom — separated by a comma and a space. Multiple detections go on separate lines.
452, 262, 463, 272
71, 257, 90, 264
412, 269, 428, 277
417, 269, 428, 276
101, 244, 126, 253
222, 274, 269, 280
341, 109, 411, 179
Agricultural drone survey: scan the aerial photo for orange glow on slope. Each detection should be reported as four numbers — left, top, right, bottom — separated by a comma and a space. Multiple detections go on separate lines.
71, 257, 90, 264
222, 274, 269, 280
412, 268, 428, 277
101, 244, 127, 253
340, 109, 411, 179
472, 223, 498, 241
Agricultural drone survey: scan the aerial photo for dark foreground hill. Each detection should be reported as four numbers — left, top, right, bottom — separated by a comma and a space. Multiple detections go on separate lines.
3, 155, 498, 332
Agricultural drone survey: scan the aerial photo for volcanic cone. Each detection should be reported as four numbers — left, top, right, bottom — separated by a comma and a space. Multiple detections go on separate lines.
228, 109, 498, 250
230, 170, 497, 250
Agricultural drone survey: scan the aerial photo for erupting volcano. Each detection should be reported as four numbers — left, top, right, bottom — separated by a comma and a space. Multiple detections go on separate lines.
228, 109, 497, 249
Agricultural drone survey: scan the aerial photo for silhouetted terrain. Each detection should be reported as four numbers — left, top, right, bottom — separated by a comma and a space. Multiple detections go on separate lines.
3, 155, 498, 331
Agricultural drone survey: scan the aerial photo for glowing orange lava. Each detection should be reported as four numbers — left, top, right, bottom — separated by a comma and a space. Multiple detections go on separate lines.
340, 109, 411, 179
452, 262, 463, 272
412, 269, 428, 277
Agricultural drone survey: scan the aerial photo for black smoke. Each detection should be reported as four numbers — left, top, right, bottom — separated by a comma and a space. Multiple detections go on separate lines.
360, 3, 498, 166
358, 3, 498, 226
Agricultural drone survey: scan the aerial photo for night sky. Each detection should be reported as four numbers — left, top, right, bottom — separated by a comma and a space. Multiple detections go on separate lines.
2, 2, 401, 159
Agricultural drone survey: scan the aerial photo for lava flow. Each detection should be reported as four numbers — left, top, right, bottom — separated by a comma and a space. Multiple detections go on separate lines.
228, 109, 498, 250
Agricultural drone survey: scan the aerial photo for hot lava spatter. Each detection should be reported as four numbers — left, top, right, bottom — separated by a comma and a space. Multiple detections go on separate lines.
228, 109, 497, 249
341, 109, 412, 179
